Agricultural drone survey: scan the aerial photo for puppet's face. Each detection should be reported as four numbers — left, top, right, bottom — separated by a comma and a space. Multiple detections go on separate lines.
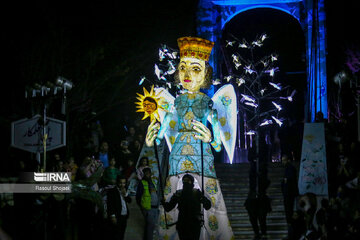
143, 99, 157, 115
178, 57, 206, 92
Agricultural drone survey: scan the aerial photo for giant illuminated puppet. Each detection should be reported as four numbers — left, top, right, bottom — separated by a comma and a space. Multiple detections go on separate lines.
142, 37, 237, 239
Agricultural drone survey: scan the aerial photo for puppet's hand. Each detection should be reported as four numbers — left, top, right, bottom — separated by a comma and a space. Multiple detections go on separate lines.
192, 120, 212, 143
145, 120, 160, 147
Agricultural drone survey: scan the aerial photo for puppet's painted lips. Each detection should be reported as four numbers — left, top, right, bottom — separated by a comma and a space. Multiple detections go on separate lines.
184, 79, 191, 82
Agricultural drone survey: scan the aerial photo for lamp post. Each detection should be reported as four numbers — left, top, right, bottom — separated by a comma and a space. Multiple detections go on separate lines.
25, 76, 73, 172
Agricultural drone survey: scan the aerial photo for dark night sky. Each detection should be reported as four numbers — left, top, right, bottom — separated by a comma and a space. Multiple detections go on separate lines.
1, 0, 200, 167
2, 0, 198, 115
1, 0, 359, 113
1, 0, 360, 166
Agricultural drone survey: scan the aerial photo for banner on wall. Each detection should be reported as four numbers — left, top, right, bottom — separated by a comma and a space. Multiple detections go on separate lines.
298, 123, 328, 196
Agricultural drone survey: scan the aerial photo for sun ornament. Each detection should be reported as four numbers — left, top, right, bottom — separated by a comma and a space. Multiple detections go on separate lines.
135, 85, 164, 122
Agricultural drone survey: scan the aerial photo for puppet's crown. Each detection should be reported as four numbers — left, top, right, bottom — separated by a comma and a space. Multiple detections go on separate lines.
177, 37, 214, 61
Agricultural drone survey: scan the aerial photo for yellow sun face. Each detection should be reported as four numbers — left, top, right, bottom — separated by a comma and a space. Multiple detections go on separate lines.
135, 85, 163, 122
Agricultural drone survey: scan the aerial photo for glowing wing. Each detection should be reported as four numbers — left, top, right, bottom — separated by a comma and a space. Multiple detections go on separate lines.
154, 87, 178, 152
210, 84, 237, 163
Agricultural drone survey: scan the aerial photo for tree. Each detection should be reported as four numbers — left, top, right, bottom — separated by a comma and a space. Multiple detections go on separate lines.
222, 33, 296, 193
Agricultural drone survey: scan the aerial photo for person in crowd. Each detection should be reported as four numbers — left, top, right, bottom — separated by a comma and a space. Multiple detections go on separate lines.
163, 174, 211, 240
102, 157, 122, 186
281, 153, 299, 240
137, 133, 145, 145
345, 170, 360, 190
70, 155, 105, 239
298, 192, 317, 234
315, 111, 325, 123
137, 157, 150, 180
126, 126, 137, 147
345, 170, 360, 211
78, 156, 102, 191
136, 167, 159, 240
65, 156, 78, 181
130, 139, 142, 160
90, 120, 104, 154
97, 141, 111, 168
244, 188, 272, 240
336, 154, 353, 186
345, 208, 360, 239
51, 152, 63, 172
288, 210, 306, 240
123, 158, 138, 195
244, 191, 262, 240
316, 198, 334, 240
54, 159, 65, 172
117, 140, 133, 169
281, 153, 299, 227
258, 183, 272, 240
124, 158, 136, 181
107, 175, 131, 240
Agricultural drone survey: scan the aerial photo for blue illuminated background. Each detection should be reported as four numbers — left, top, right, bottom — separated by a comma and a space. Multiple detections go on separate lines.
197, 0, 327, 122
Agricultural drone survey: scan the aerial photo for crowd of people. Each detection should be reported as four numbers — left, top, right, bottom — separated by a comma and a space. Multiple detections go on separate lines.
242, 113, 360, 240
0, 119, 153, 240
0, 113, 360, 240
280, 115, 360, 240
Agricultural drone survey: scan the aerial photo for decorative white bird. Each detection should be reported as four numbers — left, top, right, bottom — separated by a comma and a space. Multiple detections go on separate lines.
271, 116, 283, 127
246, 130, 256, 135
244, 65, 257, 74
159, 49, 165, 61
272, 101, 282, 111
260, 34, 267, 42
269, 82, 282, 90
166, 51, 177, 59
154, 64, 162, 80
271, 54, 278, 62
236, 78, 245, 87
226, 40, 235, 47
261, 60, 268, 67
212, 79, 221, 85
245, 102, 258, 108
234, 62, 242, 70
232, 54, 240, 63
241, 94, 256, 103
239, 42, 248, 48
260, 119, 273, 126
265, 67, 279, 77
166, 61, 176, 75
252, 40, 263, 47
224, 75, 233, 82
280, 90, 296, 102
260, 88, 266, 96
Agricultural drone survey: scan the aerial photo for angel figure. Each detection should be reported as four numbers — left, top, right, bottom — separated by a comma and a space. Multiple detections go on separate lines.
145, 37, 237, 240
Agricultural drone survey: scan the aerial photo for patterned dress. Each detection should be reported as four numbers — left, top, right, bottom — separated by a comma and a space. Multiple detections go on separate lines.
158, 92, 234, 240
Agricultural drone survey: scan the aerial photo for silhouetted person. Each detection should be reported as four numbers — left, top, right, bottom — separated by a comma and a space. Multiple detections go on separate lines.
316, 198, 336, 240
163, 174, 211, 240
281, 154, 299, 223
288, 210, 306, 240
281, 153, 299, 240
298, 193, 317, 233
244, 190, 272, 240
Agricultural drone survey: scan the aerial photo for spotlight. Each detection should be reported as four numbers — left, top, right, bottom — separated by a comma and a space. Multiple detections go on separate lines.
56, 76, 74, 90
